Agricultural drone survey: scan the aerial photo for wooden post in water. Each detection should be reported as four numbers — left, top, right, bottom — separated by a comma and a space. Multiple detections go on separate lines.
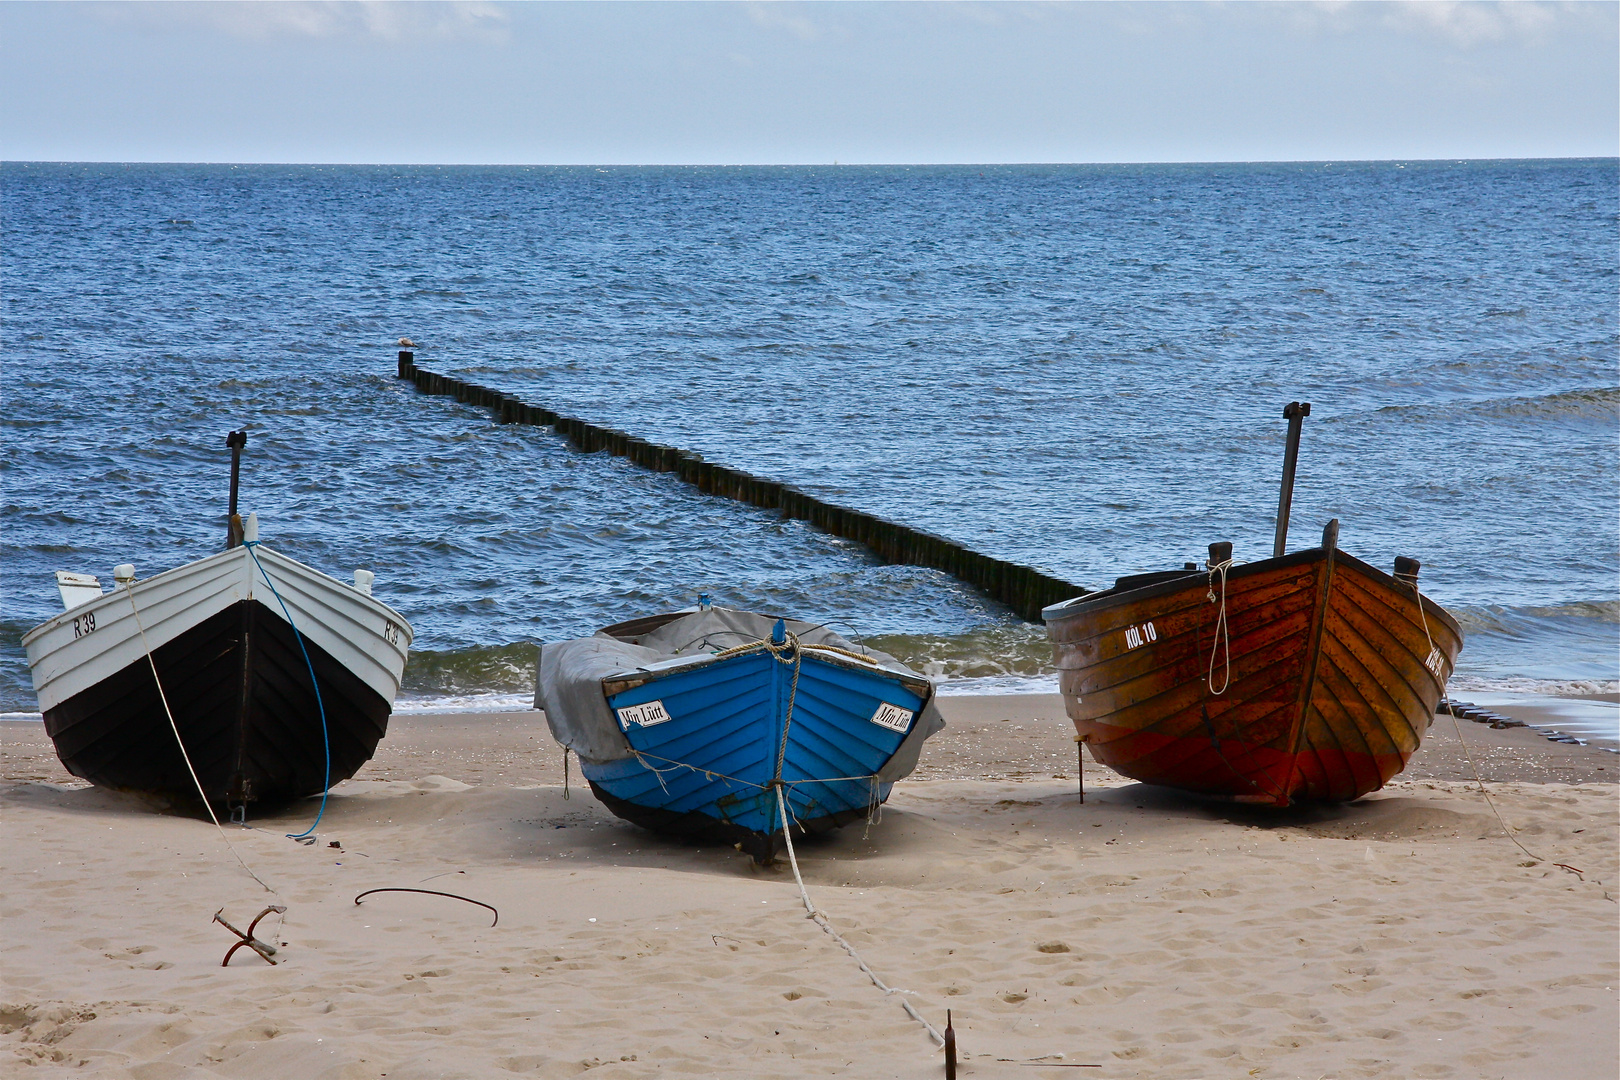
1272, 401, 1311, 558
394, 357, 1092, 621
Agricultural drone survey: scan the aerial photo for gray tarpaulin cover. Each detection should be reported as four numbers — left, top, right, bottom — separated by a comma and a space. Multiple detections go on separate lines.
535, 607, 944, 780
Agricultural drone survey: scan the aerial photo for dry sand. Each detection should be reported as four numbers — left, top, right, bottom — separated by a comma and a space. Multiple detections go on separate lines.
3, 696, 1616, 1079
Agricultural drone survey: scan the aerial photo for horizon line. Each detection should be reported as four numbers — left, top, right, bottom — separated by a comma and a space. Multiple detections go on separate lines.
7, 155, 1618, 168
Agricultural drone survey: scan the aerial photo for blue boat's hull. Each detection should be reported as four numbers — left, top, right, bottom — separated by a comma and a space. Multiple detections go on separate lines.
581, 645, 928, 862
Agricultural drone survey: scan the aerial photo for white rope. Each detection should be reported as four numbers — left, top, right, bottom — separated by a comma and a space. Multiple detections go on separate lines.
770, 633, 802, 782
862, 773, 884, 834
121, 581, 275, 893
1205, 558, 1233, 695
633, 624, 939, 1042
774, 786, 944, 1047
704, 629, 807, 784
626, 748, 877, 792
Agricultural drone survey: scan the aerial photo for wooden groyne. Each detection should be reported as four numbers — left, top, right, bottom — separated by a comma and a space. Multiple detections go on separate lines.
396, 351, 1088, 621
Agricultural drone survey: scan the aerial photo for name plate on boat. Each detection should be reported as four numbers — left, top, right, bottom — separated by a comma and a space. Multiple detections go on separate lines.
869, 702, 914, 733
616, 699, 673, 729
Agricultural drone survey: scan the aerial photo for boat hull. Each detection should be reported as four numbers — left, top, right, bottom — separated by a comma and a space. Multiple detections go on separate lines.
24, 544, 411, 808
581, 645, 928, 862
1044, 546, 1463, 805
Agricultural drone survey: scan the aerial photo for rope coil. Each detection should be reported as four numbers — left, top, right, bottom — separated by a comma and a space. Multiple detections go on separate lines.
1206, 557, 1233, 695
1196, 557, 1293, 804
709, 637, 880, 668
770, 631, 802, 782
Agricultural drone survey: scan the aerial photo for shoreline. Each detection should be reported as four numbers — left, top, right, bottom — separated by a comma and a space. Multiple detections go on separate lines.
4, 693, 1617, 791
6, 692, 1616, 788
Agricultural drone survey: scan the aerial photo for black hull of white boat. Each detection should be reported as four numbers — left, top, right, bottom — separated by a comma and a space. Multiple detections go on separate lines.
42, 599, 391, 808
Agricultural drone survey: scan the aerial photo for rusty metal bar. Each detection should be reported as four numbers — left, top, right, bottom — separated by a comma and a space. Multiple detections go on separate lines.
215, 904, 285, 966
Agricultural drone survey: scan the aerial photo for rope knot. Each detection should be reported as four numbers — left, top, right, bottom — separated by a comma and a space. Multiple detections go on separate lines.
1206, 558, 1233, 696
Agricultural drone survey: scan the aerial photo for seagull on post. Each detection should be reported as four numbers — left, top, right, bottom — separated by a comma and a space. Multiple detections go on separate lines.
398, 337, 417, 348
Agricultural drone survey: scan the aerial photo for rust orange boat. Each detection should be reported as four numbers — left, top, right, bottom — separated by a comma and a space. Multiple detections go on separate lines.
1045, 400, 1463, 806
1045, 525, 1463, 806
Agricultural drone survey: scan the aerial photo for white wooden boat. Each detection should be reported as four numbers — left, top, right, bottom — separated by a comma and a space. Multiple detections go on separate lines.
23, 510, 412, 811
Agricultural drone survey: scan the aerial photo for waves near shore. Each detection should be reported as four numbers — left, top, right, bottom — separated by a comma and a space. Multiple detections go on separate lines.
5, 597, 1609, 721
390, 598, 1617, 710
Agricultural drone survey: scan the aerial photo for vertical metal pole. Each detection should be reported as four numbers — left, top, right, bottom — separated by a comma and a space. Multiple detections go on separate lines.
1076, 736, 1085, 804
225, 430, 247, 548
1272, 402, 1310, 558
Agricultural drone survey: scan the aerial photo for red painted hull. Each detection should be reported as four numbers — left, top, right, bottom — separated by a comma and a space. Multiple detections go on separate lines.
1044, 544, 1463, 805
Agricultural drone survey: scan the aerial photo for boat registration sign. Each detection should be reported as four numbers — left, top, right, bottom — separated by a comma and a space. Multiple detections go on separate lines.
869, 702, 914, 734
616, 700, 673, 729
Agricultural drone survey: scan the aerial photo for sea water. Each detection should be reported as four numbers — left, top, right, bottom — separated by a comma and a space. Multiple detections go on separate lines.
3, 161, 1615, 731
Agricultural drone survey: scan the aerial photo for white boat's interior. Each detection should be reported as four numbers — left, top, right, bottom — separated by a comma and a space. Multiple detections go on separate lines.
54, 571, 105, 611
23, 523, 412, 713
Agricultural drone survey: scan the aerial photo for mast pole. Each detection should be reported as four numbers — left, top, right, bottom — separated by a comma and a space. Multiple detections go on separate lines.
1272, 402, 1310, 558
226, 430, 248, 548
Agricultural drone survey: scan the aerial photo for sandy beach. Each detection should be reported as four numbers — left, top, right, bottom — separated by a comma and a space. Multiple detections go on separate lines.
4, 695, 1615, 1079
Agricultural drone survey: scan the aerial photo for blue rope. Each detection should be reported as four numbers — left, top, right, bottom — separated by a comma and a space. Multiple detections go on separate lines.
244, 542, 331, 839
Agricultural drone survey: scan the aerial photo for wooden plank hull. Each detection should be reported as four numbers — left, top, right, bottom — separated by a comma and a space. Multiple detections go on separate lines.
1044, 546, 1463, 805
584, 645, 930, 863
24, 543, 412, 810
39, 599, 392, 807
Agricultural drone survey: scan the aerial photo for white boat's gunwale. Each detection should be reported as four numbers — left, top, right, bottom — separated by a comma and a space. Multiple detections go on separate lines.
24, 543, 412, 712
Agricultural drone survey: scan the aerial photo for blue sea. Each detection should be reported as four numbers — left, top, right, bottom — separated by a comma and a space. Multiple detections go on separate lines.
3, 160, 1616, 735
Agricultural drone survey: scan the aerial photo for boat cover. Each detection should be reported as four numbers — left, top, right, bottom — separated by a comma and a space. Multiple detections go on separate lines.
537, 607, 944, 780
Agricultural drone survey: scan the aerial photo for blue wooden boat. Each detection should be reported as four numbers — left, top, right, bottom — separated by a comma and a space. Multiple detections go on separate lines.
536, 607, 944, 862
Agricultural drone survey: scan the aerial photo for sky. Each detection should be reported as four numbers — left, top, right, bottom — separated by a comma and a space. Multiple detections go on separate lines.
2, 1, 1616, 164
